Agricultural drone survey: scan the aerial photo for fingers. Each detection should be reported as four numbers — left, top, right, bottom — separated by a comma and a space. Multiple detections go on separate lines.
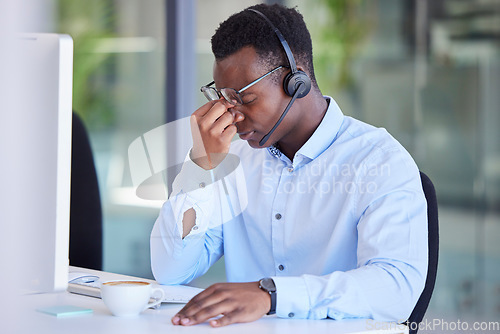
189, 99, 243, 169
172, 286, 231, 326
193, 101, 238, 140
192, 99, 219, 118
178, 300, 236, 326
202, 101, 233, 126
209, 310, 240, 327
171, 282, 269, 328
221, 124, 237, 142
192, 99, 233, 121
209, 112, 235, 136
179, 285, 225, 316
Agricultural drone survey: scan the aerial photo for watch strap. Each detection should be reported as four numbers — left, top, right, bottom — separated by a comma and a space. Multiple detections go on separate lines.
268, 287, 277, 315
259, 278, 277, 315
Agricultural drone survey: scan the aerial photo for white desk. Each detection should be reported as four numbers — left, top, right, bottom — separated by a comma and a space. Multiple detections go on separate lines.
13, 268, 408, 334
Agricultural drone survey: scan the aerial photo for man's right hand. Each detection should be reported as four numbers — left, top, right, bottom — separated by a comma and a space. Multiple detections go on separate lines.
189, 99, 243, 170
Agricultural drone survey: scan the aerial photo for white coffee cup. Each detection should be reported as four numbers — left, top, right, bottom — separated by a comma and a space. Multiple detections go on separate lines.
101, 280, 165, 317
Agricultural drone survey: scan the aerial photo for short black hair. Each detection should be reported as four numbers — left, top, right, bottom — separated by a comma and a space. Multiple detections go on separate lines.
211, 4, 317, 87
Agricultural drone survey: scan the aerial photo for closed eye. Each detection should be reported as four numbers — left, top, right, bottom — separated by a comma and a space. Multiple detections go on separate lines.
240, 93, 257, 105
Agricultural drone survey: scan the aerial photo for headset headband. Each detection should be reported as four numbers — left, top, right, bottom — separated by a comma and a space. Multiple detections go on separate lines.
248, 9, 298, 74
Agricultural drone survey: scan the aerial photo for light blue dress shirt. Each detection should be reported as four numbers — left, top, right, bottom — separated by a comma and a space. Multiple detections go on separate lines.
150, 96, 428, 322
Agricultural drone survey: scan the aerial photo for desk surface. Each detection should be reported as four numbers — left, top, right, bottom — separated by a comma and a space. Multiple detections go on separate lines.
13, 267, 408, 334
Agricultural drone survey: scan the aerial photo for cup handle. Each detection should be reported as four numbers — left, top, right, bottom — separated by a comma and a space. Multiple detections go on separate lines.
145, 287, 165, 310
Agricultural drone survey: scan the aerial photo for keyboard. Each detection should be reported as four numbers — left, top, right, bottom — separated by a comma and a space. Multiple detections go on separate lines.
67, 281, 101, 298
67, 274, 203, 304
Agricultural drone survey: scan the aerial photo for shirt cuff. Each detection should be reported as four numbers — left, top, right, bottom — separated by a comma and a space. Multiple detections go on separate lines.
171, 151, 241, 239
171, 158, 215, 239
173, 158, 215, 202
271, 276, 310, 319
172, 151, 240, 201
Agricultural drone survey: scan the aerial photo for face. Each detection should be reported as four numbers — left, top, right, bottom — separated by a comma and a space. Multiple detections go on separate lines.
213, 46, 295, 148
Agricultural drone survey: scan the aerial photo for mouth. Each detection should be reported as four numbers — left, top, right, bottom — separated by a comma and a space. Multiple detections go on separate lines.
238, 131, 256, 141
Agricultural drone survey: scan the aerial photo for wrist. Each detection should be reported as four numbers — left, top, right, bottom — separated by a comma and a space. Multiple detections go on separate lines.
189, 149, 213, 170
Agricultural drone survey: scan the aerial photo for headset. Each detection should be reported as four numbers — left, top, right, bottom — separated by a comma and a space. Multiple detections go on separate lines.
248, 8, 312, 146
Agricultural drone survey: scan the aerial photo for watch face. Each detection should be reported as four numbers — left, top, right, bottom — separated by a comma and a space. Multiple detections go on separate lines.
260, 278, 276, 292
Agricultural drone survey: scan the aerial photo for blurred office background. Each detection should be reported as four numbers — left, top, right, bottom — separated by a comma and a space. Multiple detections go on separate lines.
23, 0, 500, 324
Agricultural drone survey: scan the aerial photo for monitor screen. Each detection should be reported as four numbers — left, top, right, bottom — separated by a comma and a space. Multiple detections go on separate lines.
11, 33, 74, 294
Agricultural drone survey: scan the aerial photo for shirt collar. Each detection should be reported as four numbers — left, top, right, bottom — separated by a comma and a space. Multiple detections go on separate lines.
266, 96, 344, 163
295, 96, 344, 161
267, 144, 282, 159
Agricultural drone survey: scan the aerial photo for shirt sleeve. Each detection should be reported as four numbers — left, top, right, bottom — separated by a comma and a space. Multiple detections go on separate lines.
150, 151, 245, 285
271, 150, 428, 322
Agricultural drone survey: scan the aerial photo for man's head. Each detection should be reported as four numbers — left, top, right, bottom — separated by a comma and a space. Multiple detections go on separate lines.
211, 4, 317, 89
206, 4, 327, 157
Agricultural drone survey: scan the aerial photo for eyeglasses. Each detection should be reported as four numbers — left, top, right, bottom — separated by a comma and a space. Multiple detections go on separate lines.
200, 65, 284, 105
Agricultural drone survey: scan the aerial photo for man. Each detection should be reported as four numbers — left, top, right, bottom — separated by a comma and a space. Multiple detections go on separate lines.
150, 3, 428, 328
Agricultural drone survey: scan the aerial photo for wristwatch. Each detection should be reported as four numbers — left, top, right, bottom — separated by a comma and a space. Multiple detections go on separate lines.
259, 278, 277, 315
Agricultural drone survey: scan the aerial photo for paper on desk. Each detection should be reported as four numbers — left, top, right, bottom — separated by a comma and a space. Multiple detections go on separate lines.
158, 284, 203, 304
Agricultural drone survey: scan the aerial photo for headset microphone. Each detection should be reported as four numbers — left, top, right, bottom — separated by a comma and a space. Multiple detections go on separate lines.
248, 8, 312, 147
259, 82, 304, 146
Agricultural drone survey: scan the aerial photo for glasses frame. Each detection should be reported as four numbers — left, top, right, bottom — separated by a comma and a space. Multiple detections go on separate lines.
200, 65, 284, 105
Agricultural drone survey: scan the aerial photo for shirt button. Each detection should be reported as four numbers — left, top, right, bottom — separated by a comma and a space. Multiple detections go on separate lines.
275, 213, 282, 220
199, 182, 206, 188
192, 226, 198, 231
288, 167, 293, 173
278, 264, 285, 271
288, 312, 295, 318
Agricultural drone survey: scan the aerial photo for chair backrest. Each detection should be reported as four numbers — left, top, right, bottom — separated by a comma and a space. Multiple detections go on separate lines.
406, 171, 439, 333
69, 112, 103, 270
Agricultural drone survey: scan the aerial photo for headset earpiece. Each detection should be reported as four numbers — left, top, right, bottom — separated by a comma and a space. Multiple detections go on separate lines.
249, 8, 313, 146
248, 8, 311, 100
283, 70, 311, 98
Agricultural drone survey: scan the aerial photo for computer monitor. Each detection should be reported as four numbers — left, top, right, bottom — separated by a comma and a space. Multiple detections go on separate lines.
10, 33, 74, 293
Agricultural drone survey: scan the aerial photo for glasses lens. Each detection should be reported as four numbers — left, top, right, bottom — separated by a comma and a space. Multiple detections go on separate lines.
201, 87, 219, 101
221, 88, 243, 105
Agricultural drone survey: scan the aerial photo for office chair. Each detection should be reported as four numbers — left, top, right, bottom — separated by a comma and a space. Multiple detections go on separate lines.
406, 171, 439, 334
69, 112, 103, 270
